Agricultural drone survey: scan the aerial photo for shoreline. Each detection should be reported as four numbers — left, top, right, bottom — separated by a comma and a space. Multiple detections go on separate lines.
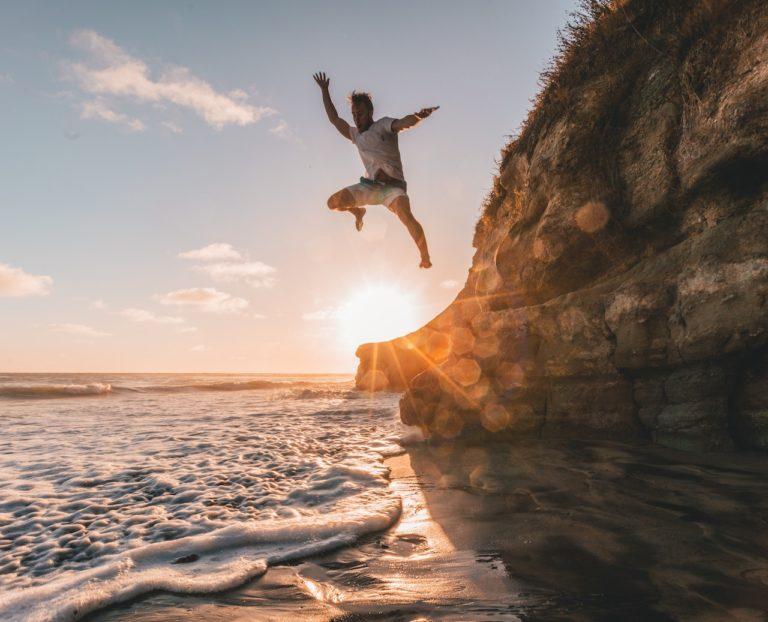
91, 439, 768, 621
88, 448, 522, 622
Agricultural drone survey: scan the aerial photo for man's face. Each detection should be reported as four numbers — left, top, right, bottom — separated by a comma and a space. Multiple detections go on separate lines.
351, 101, 373, 129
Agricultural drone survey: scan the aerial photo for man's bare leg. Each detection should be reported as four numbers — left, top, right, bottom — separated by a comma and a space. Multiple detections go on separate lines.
327, 189, 366, 231
390, 195, 432, 268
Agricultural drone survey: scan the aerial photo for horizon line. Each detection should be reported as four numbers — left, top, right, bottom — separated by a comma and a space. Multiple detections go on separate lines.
0, 370, 356, 376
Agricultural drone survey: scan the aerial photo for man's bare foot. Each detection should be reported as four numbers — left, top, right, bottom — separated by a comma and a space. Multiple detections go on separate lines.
350, 207, 366, 231
419, 257, 432, 269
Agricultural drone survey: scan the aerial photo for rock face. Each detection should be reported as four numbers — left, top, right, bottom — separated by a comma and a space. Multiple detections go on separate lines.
356, 0, 768, 451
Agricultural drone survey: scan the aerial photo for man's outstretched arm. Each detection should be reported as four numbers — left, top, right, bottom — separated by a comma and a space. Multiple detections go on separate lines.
391, 106, 439, 132
313, 72, 351, 140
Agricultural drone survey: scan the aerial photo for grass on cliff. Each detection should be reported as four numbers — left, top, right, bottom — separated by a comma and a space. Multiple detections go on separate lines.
476, 0, 742, 238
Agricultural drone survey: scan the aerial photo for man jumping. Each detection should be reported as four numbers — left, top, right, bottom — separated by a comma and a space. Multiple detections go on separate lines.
313, 71, 438, 269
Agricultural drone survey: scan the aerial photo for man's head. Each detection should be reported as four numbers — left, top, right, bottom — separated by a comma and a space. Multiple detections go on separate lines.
349, 91, 373, 130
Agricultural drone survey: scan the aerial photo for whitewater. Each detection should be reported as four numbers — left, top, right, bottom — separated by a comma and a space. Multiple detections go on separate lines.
0, 374, 405, 622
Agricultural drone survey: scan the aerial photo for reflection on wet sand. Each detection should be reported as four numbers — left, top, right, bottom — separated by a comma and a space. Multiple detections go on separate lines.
407, 440, 768, 621
91, 440, 768, 621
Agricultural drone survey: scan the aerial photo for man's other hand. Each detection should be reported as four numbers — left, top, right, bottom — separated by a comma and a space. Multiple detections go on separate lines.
415, 106, 439, 119
313, 72, 330, 90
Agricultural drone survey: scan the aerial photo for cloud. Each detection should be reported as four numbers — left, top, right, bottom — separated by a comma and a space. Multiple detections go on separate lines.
269, 120, 289, 136
49, 323, 110, 338
196, 261, 276, 288
81, 98, 145, 131
179, 242, 242, 261
180, 243, 276, 288
93, 300, 191, 327
252, 313, 267, 320
190, 344, 206, 352
157, 287, 248, 314
302, 307, 341, 321
440, 279, 460, 289
269, 119, 301, 144
0, 263, 53, 297
65, 30, 275, 129
119, 307, 185, 324
162, 120, 183, 134
0, 73, 13, 86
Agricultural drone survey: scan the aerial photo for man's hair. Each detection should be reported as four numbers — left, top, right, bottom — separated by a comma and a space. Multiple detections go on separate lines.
348, 90, 373, 111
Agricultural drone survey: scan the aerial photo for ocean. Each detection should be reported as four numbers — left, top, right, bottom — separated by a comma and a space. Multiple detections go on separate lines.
5, 374, 768, 621
0, 373, 405, 621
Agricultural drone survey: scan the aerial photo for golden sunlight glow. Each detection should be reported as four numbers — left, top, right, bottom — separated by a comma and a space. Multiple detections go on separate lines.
338, 284, 420, 348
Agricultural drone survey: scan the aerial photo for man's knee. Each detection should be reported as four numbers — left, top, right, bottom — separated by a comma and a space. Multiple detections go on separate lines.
389, 196, 412, 219
328, 190, 353, 211
393, 205, 417, 227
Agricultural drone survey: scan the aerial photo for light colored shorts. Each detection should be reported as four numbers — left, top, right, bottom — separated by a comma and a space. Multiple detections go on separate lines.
345, 181, 407, 210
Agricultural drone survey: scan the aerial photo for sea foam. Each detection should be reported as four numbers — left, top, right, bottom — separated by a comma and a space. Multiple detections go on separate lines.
0, 498, 401, 622
0, 374, 404, 621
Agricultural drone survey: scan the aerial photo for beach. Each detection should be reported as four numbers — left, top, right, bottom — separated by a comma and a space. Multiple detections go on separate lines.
92, 438, 768, 621
4, 375, 768, 621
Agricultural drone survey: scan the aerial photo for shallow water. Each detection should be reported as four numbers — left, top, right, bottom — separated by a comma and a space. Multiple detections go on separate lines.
93, 440, 768, 621
0, 374, 404, 621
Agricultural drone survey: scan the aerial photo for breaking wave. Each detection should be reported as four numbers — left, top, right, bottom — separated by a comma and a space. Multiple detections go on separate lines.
145, 379, 311, 393
0, 383, 113, 399
0, 379, 333, 399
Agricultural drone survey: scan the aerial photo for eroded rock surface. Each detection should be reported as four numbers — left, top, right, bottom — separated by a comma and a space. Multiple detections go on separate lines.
356, 0, 768, 451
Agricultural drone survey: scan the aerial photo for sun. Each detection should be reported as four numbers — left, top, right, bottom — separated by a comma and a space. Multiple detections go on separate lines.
337, 284, 422, 348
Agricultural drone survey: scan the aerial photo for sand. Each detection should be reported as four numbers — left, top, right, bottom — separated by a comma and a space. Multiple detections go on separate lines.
89, 439, 768, 621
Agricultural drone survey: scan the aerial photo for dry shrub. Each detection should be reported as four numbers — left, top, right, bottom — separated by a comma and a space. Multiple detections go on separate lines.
478, 0, 762, 232
474, 177, 505, 243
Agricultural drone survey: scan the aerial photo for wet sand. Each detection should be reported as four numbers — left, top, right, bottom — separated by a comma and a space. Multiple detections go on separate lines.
90, 440, 768, 621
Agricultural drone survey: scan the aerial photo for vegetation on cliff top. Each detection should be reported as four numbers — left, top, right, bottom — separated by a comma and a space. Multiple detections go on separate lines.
478, 0, 753, 238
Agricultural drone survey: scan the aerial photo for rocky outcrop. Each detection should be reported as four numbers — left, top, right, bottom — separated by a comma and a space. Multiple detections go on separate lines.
356, 0, 768, 451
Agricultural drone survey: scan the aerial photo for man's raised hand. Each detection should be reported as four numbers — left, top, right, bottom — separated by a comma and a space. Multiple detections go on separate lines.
415, 106, 439, 119
313, 72, 330, 90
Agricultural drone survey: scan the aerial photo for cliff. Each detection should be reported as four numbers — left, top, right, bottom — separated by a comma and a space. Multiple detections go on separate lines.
355, 0, 768, 451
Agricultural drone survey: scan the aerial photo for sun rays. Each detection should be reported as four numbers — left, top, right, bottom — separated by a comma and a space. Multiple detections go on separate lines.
337, 284, 422, 349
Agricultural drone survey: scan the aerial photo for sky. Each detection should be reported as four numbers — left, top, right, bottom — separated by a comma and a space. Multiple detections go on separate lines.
1, 0, 577, 373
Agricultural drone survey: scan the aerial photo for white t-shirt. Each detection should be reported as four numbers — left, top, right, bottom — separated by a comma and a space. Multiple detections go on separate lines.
349, 117, 405, 182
